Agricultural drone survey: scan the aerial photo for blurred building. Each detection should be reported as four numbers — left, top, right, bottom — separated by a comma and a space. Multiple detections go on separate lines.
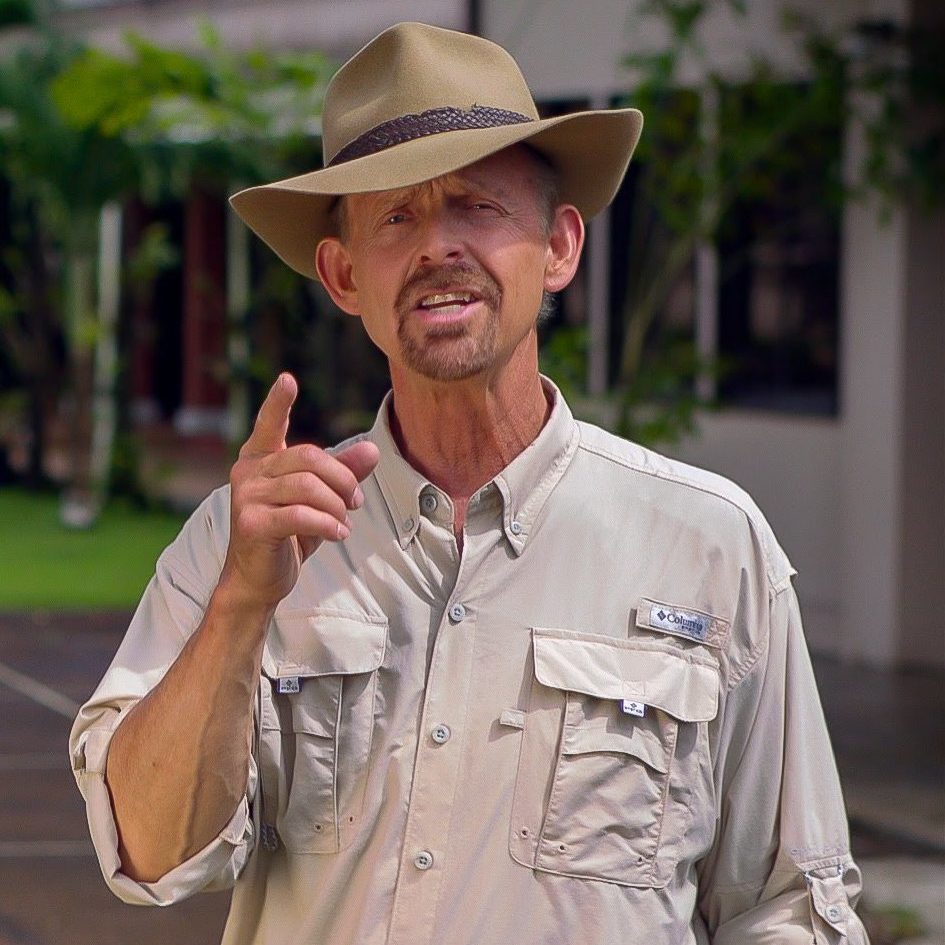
51, 0, 943, 671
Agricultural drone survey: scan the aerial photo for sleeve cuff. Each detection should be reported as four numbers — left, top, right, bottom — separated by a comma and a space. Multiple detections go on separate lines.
72, 714, 255, 907
711, 858, 870, 944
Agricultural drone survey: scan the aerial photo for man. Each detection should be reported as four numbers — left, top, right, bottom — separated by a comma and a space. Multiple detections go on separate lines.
71, 22, 869, 944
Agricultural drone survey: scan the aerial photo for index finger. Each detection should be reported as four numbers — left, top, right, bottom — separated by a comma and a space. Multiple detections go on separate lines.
242, 373, 298, 456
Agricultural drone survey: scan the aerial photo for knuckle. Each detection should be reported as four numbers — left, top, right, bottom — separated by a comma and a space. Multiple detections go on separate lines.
284, 505, 314, 535
300, 470, 338, 504
299, 444, 325, 467
233, 507, 256, 537
230, 454, 257, 484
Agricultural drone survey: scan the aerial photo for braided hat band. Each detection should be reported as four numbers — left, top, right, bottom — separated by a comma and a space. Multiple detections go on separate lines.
329, 106, 532, 167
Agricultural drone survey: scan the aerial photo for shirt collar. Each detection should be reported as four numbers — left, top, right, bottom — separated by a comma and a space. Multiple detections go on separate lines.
368, 376, 579, 555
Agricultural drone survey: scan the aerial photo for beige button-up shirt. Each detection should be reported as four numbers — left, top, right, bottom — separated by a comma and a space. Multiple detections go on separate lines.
71, 382, 868, 944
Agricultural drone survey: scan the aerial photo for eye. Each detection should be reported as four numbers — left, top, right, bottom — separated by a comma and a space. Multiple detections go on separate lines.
470, 201, 499, 213
384, 211, 408, 225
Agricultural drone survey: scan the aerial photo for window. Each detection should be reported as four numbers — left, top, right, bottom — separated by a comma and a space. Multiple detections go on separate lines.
715, 82, 842, 415
602, 81, 842, 416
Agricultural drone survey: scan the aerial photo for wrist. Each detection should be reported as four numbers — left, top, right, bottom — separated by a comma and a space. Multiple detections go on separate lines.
210, 573, 278, 637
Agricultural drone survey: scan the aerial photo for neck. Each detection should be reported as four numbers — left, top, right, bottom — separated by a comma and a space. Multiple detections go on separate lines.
388, 353, 550, 504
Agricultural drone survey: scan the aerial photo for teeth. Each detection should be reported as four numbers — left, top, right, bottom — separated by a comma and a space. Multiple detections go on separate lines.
421, 292, 473, 307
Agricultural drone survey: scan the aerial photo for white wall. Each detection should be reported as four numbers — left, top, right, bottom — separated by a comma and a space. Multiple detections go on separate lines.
483, 0, 899, 101
57, 0, 468, 56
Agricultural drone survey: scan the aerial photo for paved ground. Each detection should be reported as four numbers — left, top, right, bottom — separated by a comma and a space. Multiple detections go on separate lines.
0, 610, 941, 944
0, 613, 229, 945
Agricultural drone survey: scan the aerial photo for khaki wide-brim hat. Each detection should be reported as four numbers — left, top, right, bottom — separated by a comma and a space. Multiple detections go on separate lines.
229, 22, 643, 281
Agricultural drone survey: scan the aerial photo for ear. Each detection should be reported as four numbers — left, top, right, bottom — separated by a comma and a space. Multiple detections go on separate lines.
315, 238, 361, 316
543, 204, 585, 294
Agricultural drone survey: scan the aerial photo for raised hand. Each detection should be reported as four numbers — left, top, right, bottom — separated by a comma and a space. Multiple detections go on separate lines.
218, 373, 380, 611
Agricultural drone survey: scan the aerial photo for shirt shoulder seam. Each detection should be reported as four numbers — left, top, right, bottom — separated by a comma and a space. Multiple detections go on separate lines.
576, 435, 784, 591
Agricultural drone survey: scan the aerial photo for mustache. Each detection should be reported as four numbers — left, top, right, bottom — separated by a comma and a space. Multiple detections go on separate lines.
396, 264, 502, 314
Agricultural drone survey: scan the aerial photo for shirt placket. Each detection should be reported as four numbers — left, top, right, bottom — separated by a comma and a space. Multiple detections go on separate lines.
385, 507, 493, 945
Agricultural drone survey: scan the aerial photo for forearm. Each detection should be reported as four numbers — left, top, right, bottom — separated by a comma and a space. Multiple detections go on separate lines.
105, 582, 272, 882
97, 374, 378, 885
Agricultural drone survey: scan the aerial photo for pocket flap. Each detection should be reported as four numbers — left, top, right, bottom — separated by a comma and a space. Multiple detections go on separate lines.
532, 627, 718, 722
262, 610, 388, 680
562, 723, 669, 773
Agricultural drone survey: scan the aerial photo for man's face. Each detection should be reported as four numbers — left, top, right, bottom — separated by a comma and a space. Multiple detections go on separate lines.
316, 147, 582, 384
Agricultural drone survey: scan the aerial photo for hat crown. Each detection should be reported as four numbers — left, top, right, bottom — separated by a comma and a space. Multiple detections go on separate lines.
322, 22, 540, 165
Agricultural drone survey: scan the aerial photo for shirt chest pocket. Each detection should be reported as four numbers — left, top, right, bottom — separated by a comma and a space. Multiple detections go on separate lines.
257, 612, 387, 855
509, 627, 719, 887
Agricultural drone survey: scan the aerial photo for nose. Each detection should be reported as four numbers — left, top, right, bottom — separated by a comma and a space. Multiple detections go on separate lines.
415, 208, 464, 267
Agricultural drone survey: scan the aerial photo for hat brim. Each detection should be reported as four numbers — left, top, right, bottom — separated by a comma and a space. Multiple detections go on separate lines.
229, 107, 643, 281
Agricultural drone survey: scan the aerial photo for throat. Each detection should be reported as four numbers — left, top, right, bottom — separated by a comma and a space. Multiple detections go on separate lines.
389, 379, 550, 500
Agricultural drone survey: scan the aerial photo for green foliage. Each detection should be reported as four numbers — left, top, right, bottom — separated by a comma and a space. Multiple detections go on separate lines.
0, 0, 34, 27
539, 325, 588, 404
615, 341, 710, 446
0, 39, 137, 229
0, 11, 334, 499
540, 325, 718, 446
125, 221, 180, 289
51, 25, 333, 199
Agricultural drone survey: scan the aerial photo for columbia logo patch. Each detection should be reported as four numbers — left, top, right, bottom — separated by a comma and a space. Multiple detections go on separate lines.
648, 604, 709, 641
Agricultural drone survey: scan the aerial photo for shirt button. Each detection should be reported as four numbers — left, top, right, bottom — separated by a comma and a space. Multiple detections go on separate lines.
509, 520, 523, 535
414, 850, 434, 870
420, 493, 438, 514
403, 517, 415, 532
431, 724, 451, 744
448, 603, 467, 623
825, 905, 843, 922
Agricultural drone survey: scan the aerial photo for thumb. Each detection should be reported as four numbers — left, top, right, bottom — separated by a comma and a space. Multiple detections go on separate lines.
336, 439, 381, 484
243, 373, 298, 455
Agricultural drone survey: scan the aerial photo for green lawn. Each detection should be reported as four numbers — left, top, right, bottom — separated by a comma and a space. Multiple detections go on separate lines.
0, 488, 187, 610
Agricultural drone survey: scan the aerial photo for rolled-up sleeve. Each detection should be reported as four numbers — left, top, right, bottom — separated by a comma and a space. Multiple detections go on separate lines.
68, 488, 256, 905
698, 582, 870, 943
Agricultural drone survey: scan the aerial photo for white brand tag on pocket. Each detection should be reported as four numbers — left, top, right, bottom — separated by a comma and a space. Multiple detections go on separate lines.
648, 604, 709, 641
621, 699, 646, 717
278, 676, 300, 694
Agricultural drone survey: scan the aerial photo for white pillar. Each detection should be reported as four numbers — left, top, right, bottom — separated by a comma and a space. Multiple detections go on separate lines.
838, 87, 906, 667
89, 201, 123, 492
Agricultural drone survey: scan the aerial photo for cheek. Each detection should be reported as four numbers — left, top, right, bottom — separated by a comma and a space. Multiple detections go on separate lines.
499, 249, 549, 317
357, 300, 400, 358
350, 260, 402, 327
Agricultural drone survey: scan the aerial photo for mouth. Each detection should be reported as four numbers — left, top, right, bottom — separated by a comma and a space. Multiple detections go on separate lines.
413, 290, 483, 323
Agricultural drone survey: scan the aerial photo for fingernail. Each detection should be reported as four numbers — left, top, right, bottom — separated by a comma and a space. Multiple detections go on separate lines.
337, 521, 351, 540
351, 486, 364, 509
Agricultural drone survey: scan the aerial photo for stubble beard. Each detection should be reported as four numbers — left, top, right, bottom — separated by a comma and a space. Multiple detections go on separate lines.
395, 265, 503, 382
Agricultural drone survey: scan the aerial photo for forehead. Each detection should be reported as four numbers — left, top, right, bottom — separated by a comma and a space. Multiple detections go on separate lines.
348, 146, 541, 213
